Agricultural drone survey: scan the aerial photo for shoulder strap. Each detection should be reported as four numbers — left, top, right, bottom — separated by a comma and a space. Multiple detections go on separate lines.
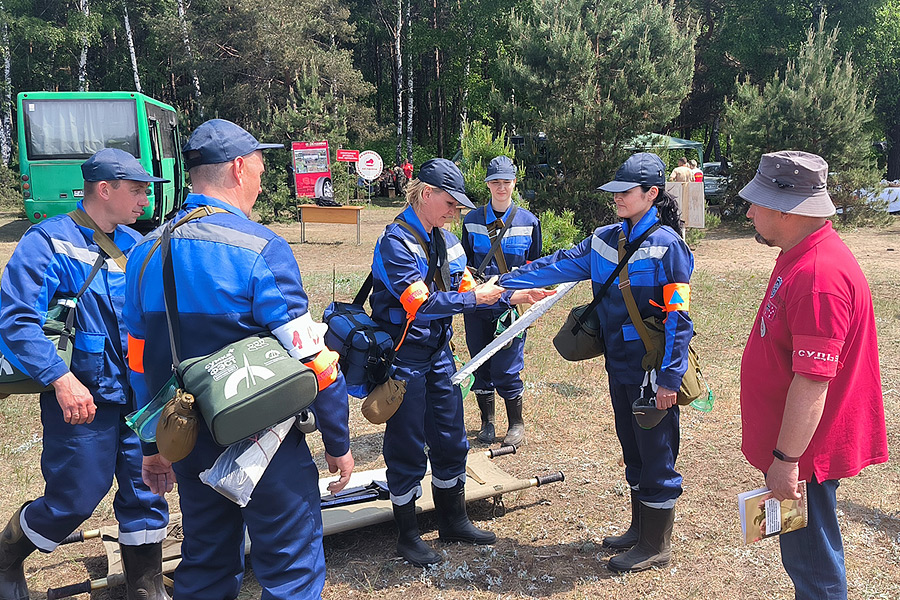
572, 222, 660, 333
475, 204, 517, 277
68, 209, 128, 272
393, 218, 443, 291
56, 253, 106, 353
619, 229, 661, 354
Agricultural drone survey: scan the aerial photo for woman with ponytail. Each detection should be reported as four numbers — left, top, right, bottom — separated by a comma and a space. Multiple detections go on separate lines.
498, 153, 694, 574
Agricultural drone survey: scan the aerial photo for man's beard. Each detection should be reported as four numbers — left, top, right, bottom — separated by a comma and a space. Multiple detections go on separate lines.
754, 232, 775, 247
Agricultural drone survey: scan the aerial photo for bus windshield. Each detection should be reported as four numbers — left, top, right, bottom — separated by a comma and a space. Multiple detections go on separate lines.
22, 99, 139, 160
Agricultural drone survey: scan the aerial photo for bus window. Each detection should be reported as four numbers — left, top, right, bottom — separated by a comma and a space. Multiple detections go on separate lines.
22, 99, 139, 160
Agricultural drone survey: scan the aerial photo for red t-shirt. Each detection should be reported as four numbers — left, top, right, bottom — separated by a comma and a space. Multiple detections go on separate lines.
740, 222, 887, 481
402, 162, 413, 180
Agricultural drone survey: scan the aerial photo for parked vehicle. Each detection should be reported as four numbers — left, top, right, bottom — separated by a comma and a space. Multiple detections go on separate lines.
17, 91, 185, 226
702, 161, 731, 198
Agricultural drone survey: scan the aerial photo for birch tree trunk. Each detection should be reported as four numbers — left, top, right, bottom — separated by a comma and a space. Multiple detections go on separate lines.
122, 2, 142, 92
0, 0, 11, 166
405, 0, 412, 163
394, 0, 403, 167
176, 0, 203, 118
78, 0, 89, 91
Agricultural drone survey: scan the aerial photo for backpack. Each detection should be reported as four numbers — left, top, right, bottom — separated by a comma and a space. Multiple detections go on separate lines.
323, 218, 442, 398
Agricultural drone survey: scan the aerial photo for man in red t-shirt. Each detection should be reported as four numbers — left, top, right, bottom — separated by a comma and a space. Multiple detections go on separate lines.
739, 151, 887, 600
402, 161, 413, 181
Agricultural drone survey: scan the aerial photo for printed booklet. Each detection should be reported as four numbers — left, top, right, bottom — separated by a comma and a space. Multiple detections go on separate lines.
738, 481, 807, 544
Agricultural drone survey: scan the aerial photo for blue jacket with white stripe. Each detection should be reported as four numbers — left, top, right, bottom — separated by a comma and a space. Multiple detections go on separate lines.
370, 205, 477, 351
499, 207, 694, 389
0, 203, 139, 402
462, 203, 542, 319
123, 194, 350, 457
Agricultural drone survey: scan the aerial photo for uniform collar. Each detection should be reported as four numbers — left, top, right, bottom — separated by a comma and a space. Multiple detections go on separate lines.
183, 193, 247, 219
775, 221, 834, 267
400, 204, 431, 241
621, 206, 659, 241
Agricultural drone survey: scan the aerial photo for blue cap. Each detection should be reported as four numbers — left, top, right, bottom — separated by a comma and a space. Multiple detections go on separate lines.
417, 158, 475, 209
598, 152, 666, 193
182, 119, 283, 169
81, 148, 168, 183
485, 156, 517, 182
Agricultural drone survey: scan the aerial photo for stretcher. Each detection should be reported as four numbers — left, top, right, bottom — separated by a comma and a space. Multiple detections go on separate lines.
46, 447, 564, 598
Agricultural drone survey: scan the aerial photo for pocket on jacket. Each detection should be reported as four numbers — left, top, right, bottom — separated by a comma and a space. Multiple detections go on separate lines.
71, 331, 105, 384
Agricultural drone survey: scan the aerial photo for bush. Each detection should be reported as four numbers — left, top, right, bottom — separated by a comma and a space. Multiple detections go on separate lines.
459, 121, 523, 207
540, 208, 580, 253
0, 165, 23, 213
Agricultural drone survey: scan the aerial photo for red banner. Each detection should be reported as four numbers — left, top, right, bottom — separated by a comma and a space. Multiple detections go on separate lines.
336, 149, 360, 162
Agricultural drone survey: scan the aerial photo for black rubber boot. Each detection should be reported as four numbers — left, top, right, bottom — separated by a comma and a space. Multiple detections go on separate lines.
602, 489, 640, 550
433, 483, 496, 545
120, 542, 171, 600
393, 500, 441, 567
502, 395, 525, 448
607, 504, 674, 573
0, 504, 36, 600
475, 393, 496, 444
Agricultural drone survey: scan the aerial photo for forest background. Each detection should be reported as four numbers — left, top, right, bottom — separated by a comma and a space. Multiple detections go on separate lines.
0, 0, 898, 232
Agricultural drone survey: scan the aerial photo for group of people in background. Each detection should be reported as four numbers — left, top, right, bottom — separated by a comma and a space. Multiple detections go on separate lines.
0, 116, 886, 600
669, 156, 703, 182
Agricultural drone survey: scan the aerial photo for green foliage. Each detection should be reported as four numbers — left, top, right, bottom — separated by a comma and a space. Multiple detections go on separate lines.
459, 121, 523, 207
685, 210, 721, 247
497, 0, 698, 230
725, 16, 880, 221
539, 208, 579, 253
0, 165, 23, 212
255, 178, 295, 225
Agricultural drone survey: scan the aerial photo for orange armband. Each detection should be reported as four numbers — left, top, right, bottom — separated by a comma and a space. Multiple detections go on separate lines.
303, 348, 340, 391
400, 281, 429, 317
662, 283, 690, 312
458, 267, 477, 293
127, 334, 145, 373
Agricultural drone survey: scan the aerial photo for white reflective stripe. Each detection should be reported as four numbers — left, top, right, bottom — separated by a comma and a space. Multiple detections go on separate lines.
431, 473, 466, 488
590, 235, 618, 263
403, 238, 427, 260
641, 498, 676, 509
505, 225, 533, 238
446, 242, 466, 263
590, 236, 669, 265
390, 484, 423, 506
19, 506, 59, 552
51, 238, 123, 273
271, 313, 328, 361
119, 526, 168, 546
468, 223, 489, 236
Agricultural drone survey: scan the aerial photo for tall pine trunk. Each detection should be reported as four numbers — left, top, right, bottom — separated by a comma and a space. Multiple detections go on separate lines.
77, 0, 89, 91
405, 0, 412, 163
394, 0, 403, 167
888, 122, 900, 181
433, 0, 444, 157
176, 0, 203, 118
122, 2, 141, 92
0, 1, 10, 166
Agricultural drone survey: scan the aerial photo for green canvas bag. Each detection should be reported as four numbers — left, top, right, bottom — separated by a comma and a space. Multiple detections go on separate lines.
156, 207, 319, 447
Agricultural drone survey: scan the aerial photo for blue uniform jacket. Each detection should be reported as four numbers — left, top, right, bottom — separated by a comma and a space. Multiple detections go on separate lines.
371, 205, 479, 350
462, 203, 542, 319
0, 203, 138, 402
123, 194, 350, 457
499, 207, 694, 389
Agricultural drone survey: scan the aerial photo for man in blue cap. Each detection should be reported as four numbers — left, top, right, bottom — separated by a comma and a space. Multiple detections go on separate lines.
0, 148, 171, 600
124, 119, 354, 599
461, 155, 543, 447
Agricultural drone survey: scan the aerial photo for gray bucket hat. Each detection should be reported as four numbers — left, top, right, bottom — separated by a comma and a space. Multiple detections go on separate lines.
738, 151, 835, 217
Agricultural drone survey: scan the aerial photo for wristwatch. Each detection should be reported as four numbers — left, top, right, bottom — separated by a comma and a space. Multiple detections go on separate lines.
772, 448, 801, 463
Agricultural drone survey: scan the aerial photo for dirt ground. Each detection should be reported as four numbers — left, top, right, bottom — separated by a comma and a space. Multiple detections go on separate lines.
0, 205, 898, 599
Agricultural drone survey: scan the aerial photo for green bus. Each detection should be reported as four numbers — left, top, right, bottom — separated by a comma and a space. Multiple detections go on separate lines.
17, 91, 185, 226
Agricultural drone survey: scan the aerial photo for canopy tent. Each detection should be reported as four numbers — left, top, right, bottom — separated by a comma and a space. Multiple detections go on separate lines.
628, 133, 704, 166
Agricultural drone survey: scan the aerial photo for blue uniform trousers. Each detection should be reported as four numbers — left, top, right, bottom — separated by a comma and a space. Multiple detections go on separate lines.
384, 343, 469, 504
779, 478, 847, 600
608, 376, 682, 508
172, 424, 324, 600
463, 311, 525, 400
21, 395, 168, 551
